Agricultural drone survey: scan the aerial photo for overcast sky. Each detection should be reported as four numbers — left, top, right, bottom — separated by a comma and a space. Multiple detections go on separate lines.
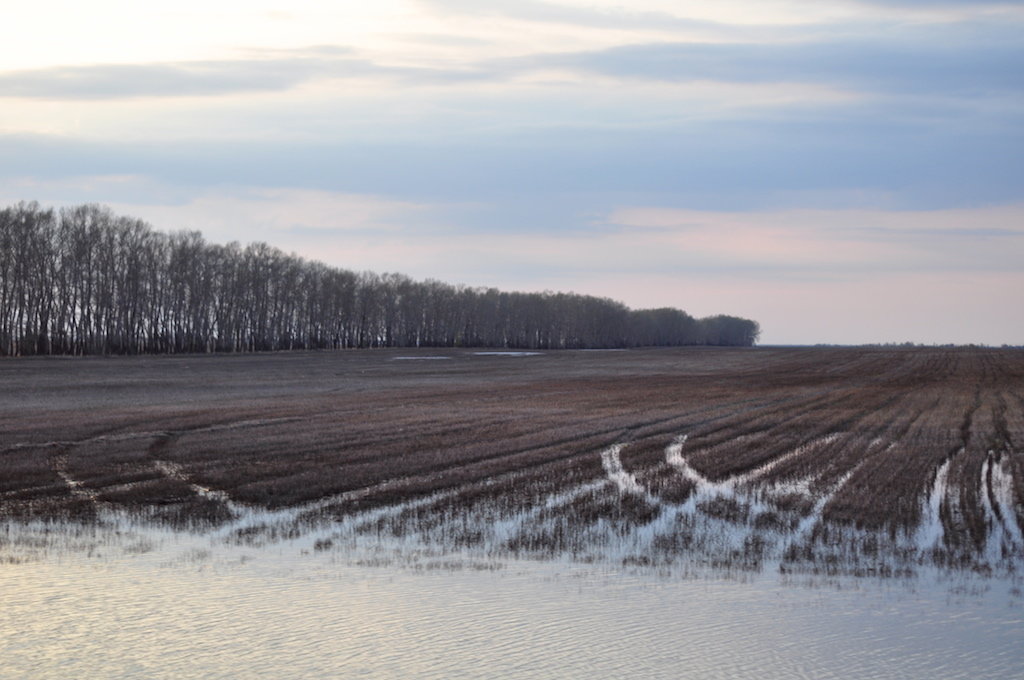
2, 0, 1022, 345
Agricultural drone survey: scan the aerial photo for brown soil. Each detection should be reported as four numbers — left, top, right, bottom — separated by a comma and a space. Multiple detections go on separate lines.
2, 346, 1021, 570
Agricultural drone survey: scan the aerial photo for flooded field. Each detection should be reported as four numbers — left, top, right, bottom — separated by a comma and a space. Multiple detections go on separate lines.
4, 347, 1023, 575
2, 347, 1024, 677
2, 519, 1022, 679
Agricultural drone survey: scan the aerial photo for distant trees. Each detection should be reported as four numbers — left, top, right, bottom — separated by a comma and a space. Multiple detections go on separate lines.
0, 202, 760, 356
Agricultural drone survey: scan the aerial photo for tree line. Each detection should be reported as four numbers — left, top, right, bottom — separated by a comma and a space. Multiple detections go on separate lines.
0, 202, 760, 356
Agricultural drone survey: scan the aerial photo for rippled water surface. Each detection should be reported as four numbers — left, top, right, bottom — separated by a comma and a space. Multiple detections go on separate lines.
2, 524, 1022, 680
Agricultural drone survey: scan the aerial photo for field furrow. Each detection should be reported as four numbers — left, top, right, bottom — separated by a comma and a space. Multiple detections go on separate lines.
3, 346, 1022, 575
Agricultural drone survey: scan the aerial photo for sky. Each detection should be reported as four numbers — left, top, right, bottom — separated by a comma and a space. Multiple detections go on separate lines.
2, 0, 1022, 345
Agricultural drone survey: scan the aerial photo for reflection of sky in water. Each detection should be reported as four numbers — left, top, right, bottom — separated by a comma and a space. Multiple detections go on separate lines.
2, 526, 1022, 679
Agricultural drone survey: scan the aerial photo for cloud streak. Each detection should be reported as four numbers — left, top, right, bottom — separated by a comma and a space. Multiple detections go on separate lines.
0, 46, 490, 100
415, 0, 727, 33
519, 36, 1024, 96
6, 98, 1021, 208
4, 18, 1021, 101
3, 1, 1022, 344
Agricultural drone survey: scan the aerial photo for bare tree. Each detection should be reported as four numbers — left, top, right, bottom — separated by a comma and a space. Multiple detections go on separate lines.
0, 202, 761, 356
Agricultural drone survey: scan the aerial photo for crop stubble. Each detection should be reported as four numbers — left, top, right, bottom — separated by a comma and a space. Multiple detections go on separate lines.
1, 346, 1022, 574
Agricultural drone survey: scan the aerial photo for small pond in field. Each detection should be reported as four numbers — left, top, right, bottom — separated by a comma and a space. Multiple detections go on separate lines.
2, 519, 1022, 680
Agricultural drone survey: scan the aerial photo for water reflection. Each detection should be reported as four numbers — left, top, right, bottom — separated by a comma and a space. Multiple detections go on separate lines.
1, 517, 1022, 679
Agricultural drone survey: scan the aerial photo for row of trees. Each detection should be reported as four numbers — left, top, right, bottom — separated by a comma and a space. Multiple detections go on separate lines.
0, 202, 760, 356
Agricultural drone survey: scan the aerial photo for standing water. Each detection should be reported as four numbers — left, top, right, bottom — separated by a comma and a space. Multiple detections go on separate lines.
1, 519, 1021, 679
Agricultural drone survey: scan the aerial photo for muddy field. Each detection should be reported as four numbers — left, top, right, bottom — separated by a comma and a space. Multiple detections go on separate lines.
2, 347, 1022, 576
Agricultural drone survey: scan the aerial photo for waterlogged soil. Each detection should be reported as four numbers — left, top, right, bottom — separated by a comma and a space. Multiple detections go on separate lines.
2, 346, 1023, 578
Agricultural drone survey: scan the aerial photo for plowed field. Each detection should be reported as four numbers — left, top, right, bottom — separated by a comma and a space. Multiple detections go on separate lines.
2, 347, 1022, 575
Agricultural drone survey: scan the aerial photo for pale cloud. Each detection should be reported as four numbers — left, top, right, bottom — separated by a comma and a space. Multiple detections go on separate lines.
107, 188, 442, 247
605, 205, 1024, 273
0, 47, 482, 102
417, 0, 863, 29
607, 204, 1024, 236
7, 28, 1019, 103
532, 37, 1024, 97
3, 1, 1022, 345
0, 174, 194, 207
0, 179, 440, 246
0, 74, 861, 143
0, 1, 418, 69
414, 0, 725, 33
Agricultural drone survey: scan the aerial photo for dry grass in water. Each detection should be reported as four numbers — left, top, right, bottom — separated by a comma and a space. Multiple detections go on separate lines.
2, 347, 1022, 576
